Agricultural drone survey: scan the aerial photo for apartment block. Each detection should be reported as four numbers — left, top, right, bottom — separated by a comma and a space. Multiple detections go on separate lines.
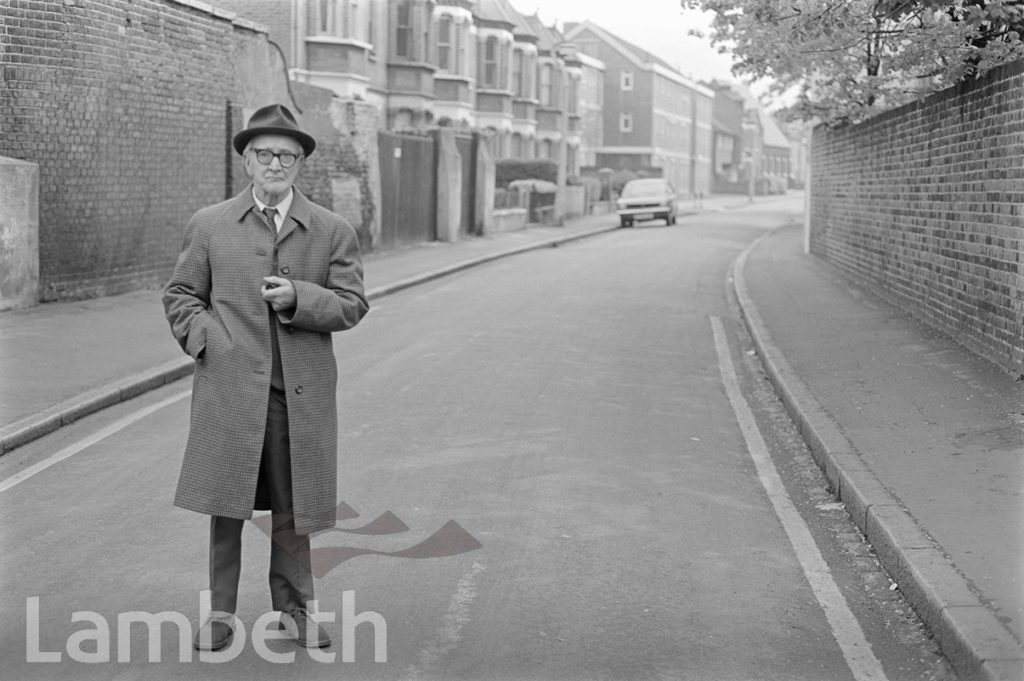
563, 20, 713, 198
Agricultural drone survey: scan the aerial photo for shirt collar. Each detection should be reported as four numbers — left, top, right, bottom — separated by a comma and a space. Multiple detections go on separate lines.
252, 187, 294, 220
231, 185, 309, 230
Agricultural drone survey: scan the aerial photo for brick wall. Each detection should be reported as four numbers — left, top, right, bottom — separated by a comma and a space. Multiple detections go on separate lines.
212, 0, 295, 66
0, 0, 290, 301
287, 82, 381, 250
810, 60, 1024, 376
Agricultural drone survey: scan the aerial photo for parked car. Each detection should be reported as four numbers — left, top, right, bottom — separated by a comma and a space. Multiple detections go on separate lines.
616, 178, 678, 227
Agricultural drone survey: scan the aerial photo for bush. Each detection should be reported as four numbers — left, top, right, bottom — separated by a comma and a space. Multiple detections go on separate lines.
495, 159, 558, 188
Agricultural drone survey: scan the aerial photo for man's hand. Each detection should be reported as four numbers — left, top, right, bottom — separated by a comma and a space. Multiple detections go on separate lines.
261, 276, 297, 312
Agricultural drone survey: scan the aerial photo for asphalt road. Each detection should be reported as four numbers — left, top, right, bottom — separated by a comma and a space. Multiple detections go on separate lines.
0, 200, 958, 680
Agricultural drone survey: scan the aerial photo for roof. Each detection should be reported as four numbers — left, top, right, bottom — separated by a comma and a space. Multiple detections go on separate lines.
495, 0, 539, 41
759, 110, 791, 149
563, 20, 712, 96
521, 12, 563, 52
474, 0, 518, 30
564, 20, 673, 72
710, 79, 791, 149
706, 80, 745, 102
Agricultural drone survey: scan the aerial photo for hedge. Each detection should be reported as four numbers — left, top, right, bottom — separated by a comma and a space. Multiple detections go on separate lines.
495, 158, 558, 188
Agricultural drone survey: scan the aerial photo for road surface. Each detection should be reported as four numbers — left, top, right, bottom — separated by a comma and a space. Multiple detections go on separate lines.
0, 198, 957, 680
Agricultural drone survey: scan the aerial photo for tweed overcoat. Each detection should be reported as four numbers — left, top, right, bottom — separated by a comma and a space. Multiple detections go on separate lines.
163, 186, 368, 533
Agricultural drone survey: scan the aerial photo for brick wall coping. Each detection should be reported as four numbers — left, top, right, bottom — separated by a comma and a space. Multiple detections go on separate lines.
166, 0, 269, 34
825, 58, 1024, 132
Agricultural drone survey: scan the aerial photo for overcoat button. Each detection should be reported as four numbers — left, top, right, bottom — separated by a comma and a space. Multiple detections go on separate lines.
294, 386, 303, 395
285, 326, 294, 334
280, 266, 290, 274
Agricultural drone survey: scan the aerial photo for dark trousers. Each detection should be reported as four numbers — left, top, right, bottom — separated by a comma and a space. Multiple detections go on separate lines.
208, 388, 314, 614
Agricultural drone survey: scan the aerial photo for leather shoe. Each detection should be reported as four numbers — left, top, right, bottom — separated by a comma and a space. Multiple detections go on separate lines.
193, 617, 234, 651
280, 608, 331, 648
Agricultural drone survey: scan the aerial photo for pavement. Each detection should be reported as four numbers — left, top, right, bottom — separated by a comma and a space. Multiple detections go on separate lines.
736, 227, 1024, 681
1, 194, 1021, 680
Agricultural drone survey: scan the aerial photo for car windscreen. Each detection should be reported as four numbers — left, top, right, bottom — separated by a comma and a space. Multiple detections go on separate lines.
621, 180, 667, 197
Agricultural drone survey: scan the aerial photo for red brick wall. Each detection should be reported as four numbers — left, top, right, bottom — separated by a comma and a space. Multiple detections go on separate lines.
809, 60, 1024, 375
0, 0, 287, 300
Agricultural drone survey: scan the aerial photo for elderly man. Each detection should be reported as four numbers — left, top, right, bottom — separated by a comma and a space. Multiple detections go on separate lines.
163, 104, 368, 651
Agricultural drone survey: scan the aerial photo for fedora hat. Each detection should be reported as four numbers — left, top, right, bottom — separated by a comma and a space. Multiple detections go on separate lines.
232, 104, 317, 157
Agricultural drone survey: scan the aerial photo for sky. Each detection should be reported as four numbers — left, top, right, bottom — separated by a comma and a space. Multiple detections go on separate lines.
507, 0, 746, 89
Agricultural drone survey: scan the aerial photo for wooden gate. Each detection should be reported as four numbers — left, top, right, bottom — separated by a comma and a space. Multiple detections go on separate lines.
377, 132, 437, 249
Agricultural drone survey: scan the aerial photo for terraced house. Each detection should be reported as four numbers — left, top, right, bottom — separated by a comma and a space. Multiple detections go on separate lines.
204, 1, 723, 200
216, 0, 587, 173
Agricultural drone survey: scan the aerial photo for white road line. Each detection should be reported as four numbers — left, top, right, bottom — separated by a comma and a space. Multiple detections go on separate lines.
710, 316, 889, 681
0, 389, 191, 494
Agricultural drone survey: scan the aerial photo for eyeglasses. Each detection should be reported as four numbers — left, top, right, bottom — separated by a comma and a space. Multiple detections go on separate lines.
251, 149, 301, 168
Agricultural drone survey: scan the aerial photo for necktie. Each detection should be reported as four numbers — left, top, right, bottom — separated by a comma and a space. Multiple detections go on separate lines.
262, 206, 278, 232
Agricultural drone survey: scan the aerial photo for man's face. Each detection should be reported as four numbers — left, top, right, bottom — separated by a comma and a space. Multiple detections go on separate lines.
245, 134, 304, 204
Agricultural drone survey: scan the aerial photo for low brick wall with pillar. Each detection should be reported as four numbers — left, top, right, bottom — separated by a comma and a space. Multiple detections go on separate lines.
435, 128, 463, 243
475, 140, 496, 235
810, 60, 1024, 376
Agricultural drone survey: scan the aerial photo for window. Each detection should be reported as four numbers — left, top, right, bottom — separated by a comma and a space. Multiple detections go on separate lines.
513, 50, 524, 97
367, 0, 375, 55
620, 69, 634, 91
435, 13, 468, 74
620, 112, 633, 133
483, 36, 498, 87
455, 21, 466, 74
539, 63, 553, 106
523, 52, 533, 98
346, 0, 357, 38
395, 0, 411, 57
437, 15, 452, 71
316, 0, 333, 33
315, 0, 358, 38
499, 42, 509, 90
423, 8, 430, 62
